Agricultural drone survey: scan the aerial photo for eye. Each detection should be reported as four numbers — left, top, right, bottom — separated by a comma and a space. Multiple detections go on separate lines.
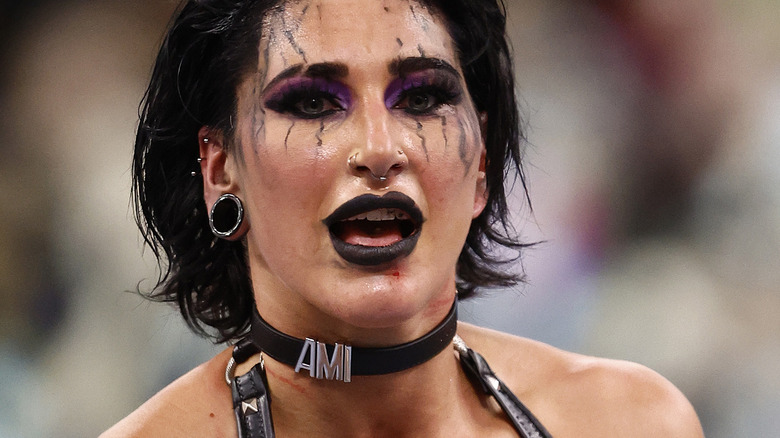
406, 92, 435, 113
296, 95, 339, 118
264, 80, 350, 120
393, 86, 459, 116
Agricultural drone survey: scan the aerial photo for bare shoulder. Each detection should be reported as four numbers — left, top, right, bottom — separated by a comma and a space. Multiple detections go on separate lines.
457, 323, 704, 438
100, 348, 236, 438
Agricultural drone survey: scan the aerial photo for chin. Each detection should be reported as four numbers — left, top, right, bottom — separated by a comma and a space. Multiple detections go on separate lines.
323, 266, 453, 330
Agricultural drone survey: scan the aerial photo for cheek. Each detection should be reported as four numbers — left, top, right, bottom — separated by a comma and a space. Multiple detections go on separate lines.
239, 116, 343, 218
410, 108, 482, 179
407, 117, 483, 226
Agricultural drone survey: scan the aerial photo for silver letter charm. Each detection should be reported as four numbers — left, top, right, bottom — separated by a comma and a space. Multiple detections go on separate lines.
295, 339, 353, 382
294, 338, 317, 377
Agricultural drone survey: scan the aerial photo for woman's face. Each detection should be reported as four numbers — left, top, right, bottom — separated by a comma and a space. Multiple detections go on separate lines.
212, 0, 487, 336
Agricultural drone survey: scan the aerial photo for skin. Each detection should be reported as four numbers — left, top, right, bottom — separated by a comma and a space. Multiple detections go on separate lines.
206, 0, 486, 345
102, 1, 705, 436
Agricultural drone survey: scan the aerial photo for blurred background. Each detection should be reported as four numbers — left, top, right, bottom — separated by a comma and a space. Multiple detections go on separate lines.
0, 0, 777, 436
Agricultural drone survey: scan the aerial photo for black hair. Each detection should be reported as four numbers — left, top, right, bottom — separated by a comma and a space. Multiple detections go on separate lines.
133, 0, 529, 343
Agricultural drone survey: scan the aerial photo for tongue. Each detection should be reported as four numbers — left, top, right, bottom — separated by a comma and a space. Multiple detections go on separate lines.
339, 221, 403, 247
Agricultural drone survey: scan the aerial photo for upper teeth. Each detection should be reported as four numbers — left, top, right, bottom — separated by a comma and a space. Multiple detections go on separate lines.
345, 208, 409, 222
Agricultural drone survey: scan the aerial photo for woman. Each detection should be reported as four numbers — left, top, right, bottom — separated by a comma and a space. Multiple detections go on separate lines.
104, 0, 704, 436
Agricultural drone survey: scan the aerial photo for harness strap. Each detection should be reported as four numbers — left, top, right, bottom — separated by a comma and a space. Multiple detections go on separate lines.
229, 336, 553, 437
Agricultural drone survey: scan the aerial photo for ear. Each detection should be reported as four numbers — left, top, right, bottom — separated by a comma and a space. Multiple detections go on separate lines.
472, 112, 489, 219
472, 147, 488, 219
478, 111, 488, 142
473, 111, 489, 219
198, 126, 246, 228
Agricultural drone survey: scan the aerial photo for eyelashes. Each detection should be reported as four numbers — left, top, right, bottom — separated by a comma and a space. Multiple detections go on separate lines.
263, 70, 463, 120
384, 71, 463, 116
264, 78, 351, 119
390, 84, 462, 115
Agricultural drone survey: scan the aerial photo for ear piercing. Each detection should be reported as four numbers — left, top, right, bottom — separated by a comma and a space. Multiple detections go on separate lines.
191, 157, 204, 177
194, 137, 209, 176
209, 193, 245, 239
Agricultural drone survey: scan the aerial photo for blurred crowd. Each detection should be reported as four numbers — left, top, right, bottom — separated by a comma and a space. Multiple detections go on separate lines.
1, 0, 777, 436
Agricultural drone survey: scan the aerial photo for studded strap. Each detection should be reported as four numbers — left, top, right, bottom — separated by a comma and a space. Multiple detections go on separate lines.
229, 336, 552, 437
457, 337, 553, 438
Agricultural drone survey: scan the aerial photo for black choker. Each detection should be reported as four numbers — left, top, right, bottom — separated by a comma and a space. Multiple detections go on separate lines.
247, 301, 458, 382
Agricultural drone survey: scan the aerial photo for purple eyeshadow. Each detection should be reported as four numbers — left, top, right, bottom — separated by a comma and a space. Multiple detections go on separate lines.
266, 76, 352, 108
383, 70, 461, 108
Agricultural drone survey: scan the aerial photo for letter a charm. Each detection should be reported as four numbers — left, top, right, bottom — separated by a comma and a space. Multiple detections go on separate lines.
294, 338, 317, 377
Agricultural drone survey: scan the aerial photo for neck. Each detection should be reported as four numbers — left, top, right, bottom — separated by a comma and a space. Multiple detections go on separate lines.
262, 340, 473, 437
248, 300, 458, 381
236, 296, 475, 437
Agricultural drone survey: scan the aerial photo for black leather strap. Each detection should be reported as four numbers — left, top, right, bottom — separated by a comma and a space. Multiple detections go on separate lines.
231, 362, 274, 438
249, 301, 458, 376
231, 308, 552, 438
458, 343, 553, 438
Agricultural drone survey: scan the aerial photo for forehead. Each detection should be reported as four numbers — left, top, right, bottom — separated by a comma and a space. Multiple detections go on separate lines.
260, 0, 457, 78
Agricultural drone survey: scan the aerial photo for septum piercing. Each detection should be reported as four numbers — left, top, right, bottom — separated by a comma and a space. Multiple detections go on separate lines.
348, 151, 405, 182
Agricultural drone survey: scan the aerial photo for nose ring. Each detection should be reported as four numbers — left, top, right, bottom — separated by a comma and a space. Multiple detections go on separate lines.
348, 151, 405, 182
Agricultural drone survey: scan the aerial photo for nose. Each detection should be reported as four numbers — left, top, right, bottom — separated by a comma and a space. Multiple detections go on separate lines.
347, 101, 408, 183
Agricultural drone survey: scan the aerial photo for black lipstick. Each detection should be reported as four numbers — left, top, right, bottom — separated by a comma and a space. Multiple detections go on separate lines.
322, 192, 424, 266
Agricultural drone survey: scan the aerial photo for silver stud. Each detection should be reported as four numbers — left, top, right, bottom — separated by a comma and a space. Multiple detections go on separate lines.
241, 398, 258, 414
486, 375, 501, 391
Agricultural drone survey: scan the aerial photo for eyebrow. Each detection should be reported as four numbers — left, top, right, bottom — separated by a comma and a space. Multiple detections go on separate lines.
262, 62, 350, 94
388, 57, 461, 79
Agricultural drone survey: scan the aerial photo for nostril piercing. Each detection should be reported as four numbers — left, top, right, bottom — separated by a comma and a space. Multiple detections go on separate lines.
348, 153, 359, 169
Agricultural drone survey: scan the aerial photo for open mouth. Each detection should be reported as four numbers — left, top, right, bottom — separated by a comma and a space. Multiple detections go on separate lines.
322, 192, 423, 266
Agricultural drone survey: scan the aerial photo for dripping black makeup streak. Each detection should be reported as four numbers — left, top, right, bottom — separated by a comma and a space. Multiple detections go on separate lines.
281, 15, 308, 64
259, 38, 270, 85
417, 44, 426, 57
316, 120, 324, 148
440, 116, 448, 151
457, 119, 468, 165
267, 24, 288, 67
233, 134, 246, 164
251, 75, 267, 152
396, 37, 403, 47
415, 121, 429, 162
408, 4, 429, 32
284, 122, 294, 151
457, 116, 480, 177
